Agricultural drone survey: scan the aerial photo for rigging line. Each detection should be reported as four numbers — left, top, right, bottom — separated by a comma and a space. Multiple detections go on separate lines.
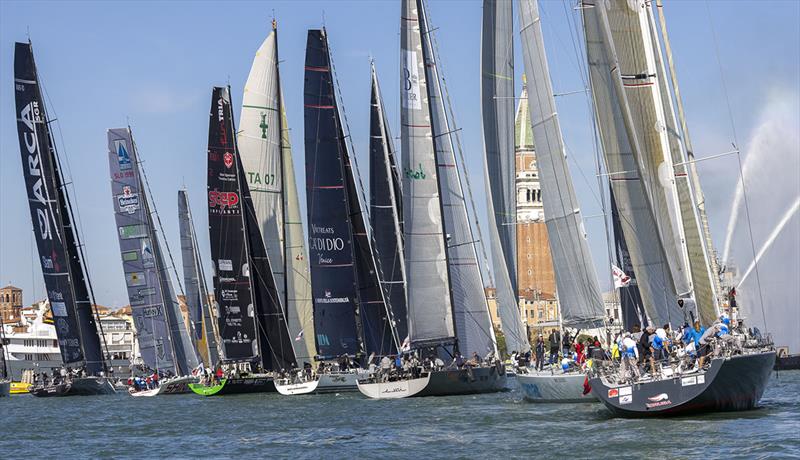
40, 81, 111, 372
704, 0, 766, 325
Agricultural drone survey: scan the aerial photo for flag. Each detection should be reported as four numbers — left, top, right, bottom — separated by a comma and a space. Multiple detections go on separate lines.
401, 336, 411, 352
582, 375, 592, 395
295, 329, 304, 342
612, 264, 631, 288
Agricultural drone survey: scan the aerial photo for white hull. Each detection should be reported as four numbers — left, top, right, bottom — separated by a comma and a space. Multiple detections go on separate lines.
517, 370, 597, 403
128, 375, 198, 397
356, 374, 431, 399
276, 371, 365, 396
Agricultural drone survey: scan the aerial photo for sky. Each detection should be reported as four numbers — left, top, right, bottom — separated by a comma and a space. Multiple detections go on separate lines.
1, 1, 798, 346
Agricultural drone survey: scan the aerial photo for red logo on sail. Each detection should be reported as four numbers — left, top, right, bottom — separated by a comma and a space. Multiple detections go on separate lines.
223, 152, 234, 169
208, 190, 239, 209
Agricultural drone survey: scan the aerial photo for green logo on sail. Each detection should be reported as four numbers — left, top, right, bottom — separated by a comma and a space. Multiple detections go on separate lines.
259, 113, 268, 139
404, 163, 426, 180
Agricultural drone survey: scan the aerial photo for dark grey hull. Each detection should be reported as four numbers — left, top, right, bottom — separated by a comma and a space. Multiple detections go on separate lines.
774, 354, 800, 371
29, 377, 116, 397
590, 351, 775, 417
417, 364, 507, 397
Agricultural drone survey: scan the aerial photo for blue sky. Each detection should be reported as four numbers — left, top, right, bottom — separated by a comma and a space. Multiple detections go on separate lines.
1, 1, 798, 342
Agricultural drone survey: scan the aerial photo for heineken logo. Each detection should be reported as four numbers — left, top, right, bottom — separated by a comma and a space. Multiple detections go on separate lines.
404, 163, 426, 180
259, 113, 268, 139
224, 152, 233, 169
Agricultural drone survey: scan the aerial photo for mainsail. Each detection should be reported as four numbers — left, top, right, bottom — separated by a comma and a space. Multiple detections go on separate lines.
305, 30, 397, 359
207, 86, 260, 363
369, 63, 409, 344
179, 189, 220, 367
519, 0, 605, 329
418, 0, 497, 357
481, 0, 530, 354
208, 86, 296, 370
238, 24, 316, 364
582, 2, 682, 326
14, 42, 106, 375
400, 0, 456, 348
109, 128, 174, 372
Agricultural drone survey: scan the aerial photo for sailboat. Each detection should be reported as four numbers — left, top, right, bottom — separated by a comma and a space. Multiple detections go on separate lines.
480, 0, 532, 366
107, 127, 201, 397
506, 0, 606, 403
189, 86, 298, 396
277, 29, 398, 396
357, 0, 506, 399
582, 0, 775, 416
13, 41, 115, 397
178, 189, 221, 371
237, 20, 317, 370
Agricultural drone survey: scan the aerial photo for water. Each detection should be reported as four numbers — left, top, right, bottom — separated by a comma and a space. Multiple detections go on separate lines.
2, 372, 799, 459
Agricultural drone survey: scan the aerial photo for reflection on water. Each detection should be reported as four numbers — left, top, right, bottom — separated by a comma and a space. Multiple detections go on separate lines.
1, 371, 798, 458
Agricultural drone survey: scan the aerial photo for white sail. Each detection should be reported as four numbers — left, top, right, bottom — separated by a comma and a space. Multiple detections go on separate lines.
649, 2, 720, 324
400, 0, 456, 347
602, 0, 691, 298
583, 0, 684, 325
481, 0, 530, 353
418, 1, 497, 357
238, 28, 315, 364
519, 0, 604, 328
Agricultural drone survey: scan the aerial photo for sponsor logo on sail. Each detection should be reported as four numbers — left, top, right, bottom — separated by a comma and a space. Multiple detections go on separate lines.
48, 290, 64, 301
115, 139, 132, 171
221, 289, 238, 301
56, 318, 70, 335
218, 259, 233, 271
259, 112, 268, 139
117, 186, 140, 214
208, 190, 239, 213
310, 237, 345, 252
20, 101, 53, 241
51, 301, 68, 317
315, 290, 349, 304
142, 305, 163, 318
404, 163, 426, 180
41, 256, 53, 269
223, 152, 234, 169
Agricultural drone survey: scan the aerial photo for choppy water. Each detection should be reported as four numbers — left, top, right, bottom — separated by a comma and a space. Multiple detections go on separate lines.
1, 371, 798, 459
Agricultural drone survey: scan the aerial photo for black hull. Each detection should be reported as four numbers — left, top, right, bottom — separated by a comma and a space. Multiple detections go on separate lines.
29, 377, 116, 397
774, 354, 800, 371
418, 364, 507, 397
590, 351, 775, 417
